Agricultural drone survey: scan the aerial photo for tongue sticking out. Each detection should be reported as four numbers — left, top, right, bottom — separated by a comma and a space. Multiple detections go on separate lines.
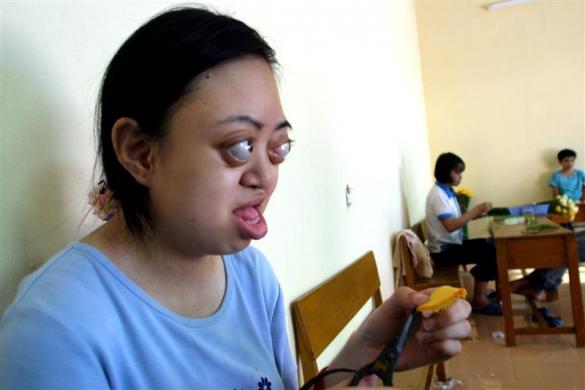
233, 206, 267, 240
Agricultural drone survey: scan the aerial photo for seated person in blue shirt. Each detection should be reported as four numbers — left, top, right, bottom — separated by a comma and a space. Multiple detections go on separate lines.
510, 148, 584, 301
549, 148, 585, 203
0, 7, 472, 389
426, 153, 502, 315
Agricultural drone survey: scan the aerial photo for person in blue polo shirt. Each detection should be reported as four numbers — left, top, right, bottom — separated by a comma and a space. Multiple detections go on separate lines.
549, 148, 585, 202
425, 152, 502, 315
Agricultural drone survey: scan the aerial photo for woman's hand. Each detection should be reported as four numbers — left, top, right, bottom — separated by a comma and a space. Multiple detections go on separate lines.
359, 287, 471, 371
472, 202, 492, 218
325, 287, 471, 387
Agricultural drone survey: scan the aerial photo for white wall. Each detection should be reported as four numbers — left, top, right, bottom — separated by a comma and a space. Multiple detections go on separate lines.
0, 0, 432, 371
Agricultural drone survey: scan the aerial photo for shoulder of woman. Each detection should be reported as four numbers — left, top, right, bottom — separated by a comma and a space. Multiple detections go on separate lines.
227, 246, 278, 283
4, 243, 122, 330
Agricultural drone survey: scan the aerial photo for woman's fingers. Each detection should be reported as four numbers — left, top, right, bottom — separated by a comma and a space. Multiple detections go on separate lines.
417, 319, 472, 344
424, 339, 464, 361
420, 298, 471, 331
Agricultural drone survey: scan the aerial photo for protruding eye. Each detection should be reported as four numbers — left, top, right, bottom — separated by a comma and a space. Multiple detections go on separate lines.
269, 140, 292, 164
227, 140, 253, 161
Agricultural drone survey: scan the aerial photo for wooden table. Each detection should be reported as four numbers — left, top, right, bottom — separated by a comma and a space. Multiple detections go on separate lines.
490, 217, 585, 347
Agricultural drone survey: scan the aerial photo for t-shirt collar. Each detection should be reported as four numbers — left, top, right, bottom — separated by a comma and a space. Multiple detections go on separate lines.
436, 181, 456, 199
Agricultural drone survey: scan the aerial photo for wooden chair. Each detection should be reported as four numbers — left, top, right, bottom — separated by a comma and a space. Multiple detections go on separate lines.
292, 251, 433, 388
398, 222, 461, 291
395, 221, 462, 384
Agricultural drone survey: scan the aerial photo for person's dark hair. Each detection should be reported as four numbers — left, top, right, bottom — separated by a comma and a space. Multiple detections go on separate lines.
97, 6, 277, 237
434, 152, 465, 184
557, 149, 577, 162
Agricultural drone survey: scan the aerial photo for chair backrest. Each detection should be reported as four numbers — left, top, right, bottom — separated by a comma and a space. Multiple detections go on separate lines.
398, 232, 418, 288
399, 221, 461, 291
397, 221, 428, 288
411, 221, 428, 242
291, 251, 382, 382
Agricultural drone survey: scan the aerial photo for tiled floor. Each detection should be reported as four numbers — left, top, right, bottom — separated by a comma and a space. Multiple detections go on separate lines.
437, 269, 585, 389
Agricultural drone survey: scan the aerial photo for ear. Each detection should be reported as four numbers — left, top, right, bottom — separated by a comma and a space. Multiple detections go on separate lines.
111, 118, 156, 187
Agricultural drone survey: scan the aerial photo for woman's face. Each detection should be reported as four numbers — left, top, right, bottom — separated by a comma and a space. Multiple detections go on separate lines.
450, 169, 463, 187
146, 56, 291, 256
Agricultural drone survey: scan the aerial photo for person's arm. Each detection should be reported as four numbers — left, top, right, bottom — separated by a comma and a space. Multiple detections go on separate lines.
549, 171, 560, 199
440, 202, 492, 233
580, 171, 585, 203
322, 287, 471, 387
552, 186, 560, 198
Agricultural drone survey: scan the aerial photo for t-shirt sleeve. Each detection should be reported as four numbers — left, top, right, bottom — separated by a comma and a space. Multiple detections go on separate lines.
0, 304, 109, 389
549, 171, 560, 187
429, 193, 454, 221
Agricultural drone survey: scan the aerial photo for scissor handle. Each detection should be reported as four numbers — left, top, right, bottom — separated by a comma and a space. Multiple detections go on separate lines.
348, 310, 420, 386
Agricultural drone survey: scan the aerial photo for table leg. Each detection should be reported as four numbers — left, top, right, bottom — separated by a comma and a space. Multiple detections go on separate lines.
496, 239, 515, 346
566, 235, 585, 347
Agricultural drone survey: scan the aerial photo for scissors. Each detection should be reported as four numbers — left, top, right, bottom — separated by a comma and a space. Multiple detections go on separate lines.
349, 309, 421, 387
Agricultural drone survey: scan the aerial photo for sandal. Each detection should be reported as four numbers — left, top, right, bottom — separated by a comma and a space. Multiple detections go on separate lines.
532, 307, 563, 328
486, 290, 500, 303
472, 302, 503, 316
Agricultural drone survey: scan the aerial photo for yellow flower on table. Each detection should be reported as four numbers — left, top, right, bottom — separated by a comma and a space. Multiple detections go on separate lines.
551, 194, 579, 221
456, 188, 473, 198
455, 187, 473, 213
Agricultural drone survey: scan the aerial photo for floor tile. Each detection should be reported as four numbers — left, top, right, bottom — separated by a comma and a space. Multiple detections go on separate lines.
513, 361, 585, 389
444, 358, 517, 389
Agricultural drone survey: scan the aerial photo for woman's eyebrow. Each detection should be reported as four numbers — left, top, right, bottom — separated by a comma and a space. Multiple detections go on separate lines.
216, 115, 292, 131
277, 120, 292, 131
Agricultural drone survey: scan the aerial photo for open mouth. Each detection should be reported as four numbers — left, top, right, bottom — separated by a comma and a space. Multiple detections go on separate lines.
233, 201, 268, 240
234, 205, 261, 224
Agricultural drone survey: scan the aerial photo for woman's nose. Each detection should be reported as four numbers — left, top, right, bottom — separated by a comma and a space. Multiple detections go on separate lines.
240, 150, 278, 190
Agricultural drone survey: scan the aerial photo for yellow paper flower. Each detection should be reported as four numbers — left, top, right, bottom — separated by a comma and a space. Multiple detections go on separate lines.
417, 286, 467, 312
456, 188, 473, 197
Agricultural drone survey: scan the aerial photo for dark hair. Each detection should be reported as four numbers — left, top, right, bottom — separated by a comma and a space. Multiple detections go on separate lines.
557, 149, 577, 162
434, 152, 465, 184
97, 6, 277, 237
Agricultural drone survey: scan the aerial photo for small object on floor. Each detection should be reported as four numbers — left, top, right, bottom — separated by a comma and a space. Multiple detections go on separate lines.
532, 307, 563, 328
491, 330, 505, 344
432, 378, 463, 390
472, 302, 503, 316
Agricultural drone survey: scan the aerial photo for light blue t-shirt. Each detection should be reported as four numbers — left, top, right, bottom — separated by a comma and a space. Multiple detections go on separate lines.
0, 242, 297, 390
549, 169, 585, 200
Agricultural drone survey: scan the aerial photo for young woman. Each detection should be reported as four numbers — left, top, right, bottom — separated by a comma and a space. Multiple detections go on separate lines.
425, 152, 501, 315
0, 7, 471, 388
